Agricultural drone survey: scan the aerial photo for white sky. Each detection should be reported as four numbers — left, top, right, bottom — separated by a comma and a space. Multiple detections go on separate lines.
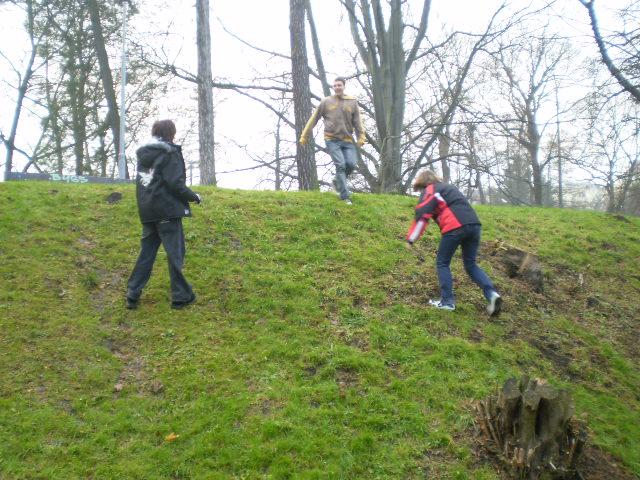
0, 0, 628, 188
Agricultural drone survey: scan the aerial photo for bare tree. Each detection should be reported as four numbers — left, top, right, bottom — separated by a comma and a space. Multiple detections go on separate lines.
465, 124, 487, 204
196, 0, 216, 185
305, 0, 330, 97
1, 0, 49, 179
480, 31, 570, 205
55, 1, 94, 175
20, 0, 128, 176
87, 0, 122, 173
212, 85, 301, 191
12, 0, 167, 178
408, 29, 495, 187
339, 1, 515, 195
579, 0, 640, 103
341, 0, 431, 193
575, 87, 640, 213
144, 1, 509, 195
37, 59, 68, 173
290, 0, 318, 190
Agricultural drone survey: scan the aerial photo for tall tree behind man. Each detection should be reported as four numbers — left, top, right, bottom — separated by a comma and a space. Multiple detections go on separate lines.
290, 0, 318, 190
196, 0, 216, 185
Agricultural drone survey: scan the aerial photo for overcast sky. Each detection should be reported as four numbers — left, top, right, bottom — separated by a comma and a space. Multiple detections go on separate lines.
0, 0, 627, 187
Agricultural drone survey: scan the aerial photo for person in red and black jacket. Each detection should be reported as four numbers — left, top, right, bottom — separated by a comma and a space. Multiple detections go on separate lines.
406, 170, 502, 316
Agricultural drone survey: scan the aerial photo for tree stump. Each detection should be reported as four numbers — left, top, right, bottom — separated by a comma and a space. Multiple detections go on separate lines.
476, 376, 587, 479
488, 241, 544, 292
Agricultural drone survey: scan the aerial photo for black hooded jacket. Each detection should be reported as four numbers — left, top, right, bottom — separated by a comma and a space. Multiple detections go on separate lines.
406, 182, 481, 244
135, 139, 199, 223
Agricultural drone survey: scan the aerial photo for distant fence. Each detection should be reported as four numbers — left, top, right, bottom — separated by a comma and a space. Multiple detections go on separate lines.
5, 172, 133, 184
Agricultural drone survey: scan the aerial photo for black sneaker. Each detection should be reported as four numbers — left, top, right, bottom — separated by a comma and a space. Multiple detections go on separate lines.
171, 293, 197, 310
126, 297, 138, 310
487, 291, 502, 317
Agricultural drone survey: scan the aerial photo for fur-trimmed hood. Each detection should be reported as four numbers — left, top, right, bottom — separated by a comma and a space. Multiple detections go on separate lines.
135, 137, 177, 169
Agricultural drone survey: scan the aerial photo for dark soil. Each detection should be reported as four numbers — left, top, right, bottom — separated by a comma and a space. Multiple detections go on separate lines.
470, 425, 639, 480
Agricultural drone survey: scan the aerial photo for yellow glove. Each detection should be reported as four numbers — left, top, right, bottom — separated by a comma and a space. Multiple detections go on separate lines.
357, 137, 365, 147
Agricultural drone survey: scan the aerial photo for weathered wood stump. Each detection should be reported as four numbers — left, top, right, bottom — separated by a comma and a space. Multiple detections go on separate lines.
476, 376, 587, 479
488, 241, 544, 292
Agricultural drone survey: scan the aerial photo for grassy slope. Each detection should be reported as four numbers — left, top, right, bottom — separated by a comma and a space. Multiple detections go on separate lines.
0, 181, 638, 480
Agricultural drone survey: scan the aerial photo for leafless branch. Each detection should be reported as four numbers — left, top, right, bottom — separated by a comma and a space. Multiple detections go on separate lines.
216, 17, 290, 60
579, 0, 640, 102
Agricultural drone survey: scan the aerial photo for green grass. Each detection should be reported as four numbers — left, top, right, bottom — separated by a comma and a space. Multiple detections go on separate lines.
0, 182, 639, 479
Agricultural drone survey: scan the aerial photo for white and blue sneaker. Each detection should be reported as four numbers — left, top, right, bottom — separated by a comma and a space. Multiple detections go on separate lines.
487, 291, 502, 317
428, 299, 455, 311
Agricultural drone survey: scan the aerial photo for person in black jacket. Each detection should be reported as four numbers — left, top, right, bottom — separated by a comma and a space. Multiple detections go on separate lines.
406, 170, 502, 316
126, 120, 201, 310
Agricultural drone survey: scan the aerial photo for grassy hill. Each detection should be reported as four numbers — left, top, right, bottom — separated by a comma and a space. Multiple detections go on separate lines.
0, 181, 639, 480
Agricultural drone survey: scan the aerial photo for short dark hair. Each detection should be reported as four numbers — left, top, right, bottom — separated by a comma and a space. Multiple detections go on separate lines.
334, 77, 346, 86
151, 120, 177, 142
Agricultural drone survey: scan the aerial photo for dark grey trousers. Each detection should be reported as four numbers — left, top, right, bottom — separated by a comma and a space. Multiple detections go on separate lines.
127, 218, 194, 303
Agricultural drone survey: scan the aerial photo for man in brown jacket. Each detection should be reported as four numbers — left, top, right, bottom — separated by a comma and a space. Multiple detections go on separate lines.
299, 77, 365, 204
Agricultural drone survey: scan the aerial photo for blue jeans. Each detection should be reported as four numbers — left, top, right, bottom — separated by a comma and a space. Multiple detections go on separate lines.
436, 224, 496, 306
326, 139, 356, 200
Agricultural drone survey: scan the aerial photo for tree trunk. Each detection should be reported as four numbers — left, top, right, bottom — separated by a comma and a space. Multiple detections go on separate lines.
555, 91, 563, 208
70, 59, 89, 176
290, 0, 318, 190
477, 376, 587, 479
467, 125, 486, 204
196, 0, 217, 186
606, 171, 617, 213
343, 0, 431, 194
305, 0, 330, 98
42, 57, 65, 174
4, 52, 35, 180
488, 240, 544, 292
438, 129, 451, 183
275, 116, 282, 191
530, 157, 543, 206
580, 0, 640, 103
96, 123, 109, 177
370, 0, 408, 194
524, 106, 544, 206
60, 9, 93, 176
87, 0, 121, 174
3, 0, 38, 180
46, 78, 65, 174
614, 158, 638, 213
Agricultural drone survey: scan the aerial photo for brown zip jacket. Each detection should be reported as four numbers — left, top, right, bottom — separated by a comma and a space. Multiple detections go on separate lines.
299, 94, 365, 144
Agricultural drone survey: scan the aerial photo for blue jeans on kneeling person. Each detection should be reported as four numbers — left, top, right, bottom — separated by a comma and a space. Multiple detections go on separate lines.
436, 223, 496, 307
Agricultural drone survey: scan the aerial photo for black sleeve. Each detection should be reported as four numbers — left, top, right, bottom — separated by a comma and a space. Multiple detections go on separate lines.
414, 187, 437, 221
161, 152, 199, 203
